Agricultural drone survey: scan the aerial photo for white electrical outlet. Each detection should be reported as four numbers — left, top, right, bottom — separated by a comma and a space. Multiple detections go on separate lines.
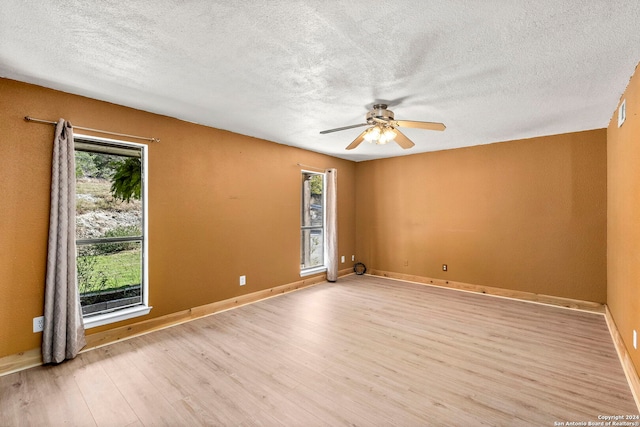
33, 316, 44, 333
618, 99, 626, 128
239, 275, 246, 286
634, 330, 637, 350
341, 256, 345, 263
351, 255, 355, 261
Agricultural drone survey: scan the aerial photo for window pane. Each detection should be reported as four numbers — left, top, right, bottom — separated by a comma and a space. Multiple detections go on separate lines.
75, 150, 142, 239
300, 228, 324, 269
302, 173, 323, 227
77, 241, 142, 316
301, 171, 325, 272
75, 140, 146, 321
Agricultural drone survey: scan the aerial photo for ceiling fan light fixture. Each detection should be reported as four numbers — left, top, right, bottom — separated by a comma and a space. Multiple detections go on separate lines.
364, 126, 381, 143
371, 126, 397, 145
382, 127, 396, 142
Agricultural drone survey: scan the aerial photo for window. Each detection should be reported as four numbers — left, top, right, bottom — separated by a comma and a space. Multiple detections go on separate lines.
74, 135, 150, 328
301, 171, 325, 275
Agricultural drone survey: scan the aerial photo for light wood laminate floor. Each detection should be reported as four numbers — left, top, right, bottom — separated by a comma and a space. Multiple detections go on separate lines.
1, 275, 637, 426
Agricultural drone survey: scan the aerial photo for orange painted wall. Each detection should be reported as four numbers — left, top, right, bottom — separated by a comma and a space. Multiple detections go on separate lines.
608, 64, 640, 374
0, 78, 356, 358
355, 130, 607, 302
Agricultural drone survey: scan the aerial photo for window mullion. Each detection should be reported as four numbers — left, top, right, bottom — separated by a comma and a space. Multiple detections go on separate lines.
77, 236, 143, 245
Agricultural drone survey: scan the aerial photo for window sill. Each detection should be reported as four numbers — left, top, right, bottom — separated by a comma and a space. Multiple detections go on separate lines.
300, 266, 327, 277
83, 305, 152, 329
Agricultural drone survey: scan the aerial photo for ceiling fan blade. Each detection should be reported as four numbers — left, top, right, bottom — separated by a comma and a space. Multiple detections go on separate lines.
393, 128, 415, 149
395, 120, 446, 131
346, 129, 368, 150
320, 123, 368, 134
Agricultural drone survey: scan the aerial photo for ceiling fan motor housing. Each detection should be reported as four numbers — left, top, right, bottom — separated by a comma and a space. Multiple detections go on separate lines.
367, 104, 394, 124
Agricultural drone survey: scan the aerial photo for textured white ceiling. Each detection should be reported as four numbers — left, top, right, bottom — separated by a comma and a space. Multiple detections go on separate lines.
1, 1, 639, 161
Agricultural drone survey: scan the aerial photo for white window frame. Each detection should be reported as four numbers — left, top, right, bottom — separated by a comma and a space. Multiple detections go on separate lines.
300, 170, 327, 277
74, 134, 151, 328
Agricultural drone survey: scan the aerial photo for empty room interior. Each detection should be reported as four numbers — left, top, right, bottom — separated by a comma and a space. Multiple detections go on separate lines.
2, 2, 640, 425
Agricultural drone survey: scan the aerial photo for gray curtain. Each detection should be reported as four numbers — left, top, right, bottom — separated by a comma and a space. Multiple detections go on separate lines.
325, 168, 338, 282
42, 119, 86, 364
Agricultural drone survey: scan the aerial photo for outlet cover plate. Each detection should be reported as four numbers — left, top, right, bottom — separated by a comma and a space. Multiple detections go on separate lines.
239, 275, 246, 286
33, 316, 44, 333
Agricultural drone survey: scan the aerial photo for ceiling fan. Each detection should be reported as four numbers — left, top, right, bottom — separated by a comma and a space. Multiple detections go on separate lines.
319, 104, 446, 150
